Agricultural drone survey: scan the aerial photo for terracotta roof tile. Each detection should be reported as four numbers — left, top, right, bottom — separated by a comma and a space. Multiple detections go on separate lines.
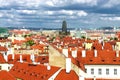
0, 46, 8, 51
0, 70, 16, 80
35, 56, 49, 64
77, 50, 120, 65
55, 69, 79, 80
0, 53, 6, 63
9, 62, 60, 80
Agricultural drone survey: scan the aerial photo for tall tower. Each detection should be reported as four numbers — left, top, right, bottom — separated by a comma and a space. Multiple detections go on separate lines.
62, 20, 67, 35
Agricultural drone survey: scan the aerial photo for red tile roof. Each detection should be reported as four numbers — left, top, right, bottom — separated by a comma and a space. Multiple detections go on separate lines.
10, 29, 30, 34
0, 39, 11, 42
93, 42, 102, 50
0, 70, 15, 80
104, 42, 113, 50
0, 53, 6, 63
55, 69, 79, 80
77, 50, 120, 65
12, 39, 26, 45
9, 62, 60, 80
8, 54, 32, 64
31, 44, 45, 50
0, 46, 8, 51
35, 56, 49, 64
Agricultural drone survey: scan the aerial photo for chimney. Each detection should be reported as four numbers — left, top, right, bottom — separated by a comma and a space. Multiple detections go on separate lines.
47, 65, 51, 70
12, 54, 14, 59
116, 50, 119, 57
72, 50, 77, 58
79, 76, 84, 80
66, 58, 71, 73
11, 47, 14, 54
102, 46, 104, 50
82, 50, 86, 57
62, 48, 68, 57
94, 50, 97, 57
112, 45, 115, 50
94, 76, 96, 80
20, 54, 23, 63
31, 53, 35, 62
70, 48, 71, 51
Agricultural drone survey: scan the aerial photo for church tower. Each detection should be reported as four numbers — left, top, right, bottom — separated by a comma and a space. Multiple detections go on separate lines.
62, 20, 67, 35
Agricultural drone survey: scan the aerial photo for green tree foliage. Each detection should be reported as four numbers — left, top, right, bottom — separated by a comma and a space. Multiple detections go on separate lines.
0, 27, 8, 33
81, 36, 86, 39
25, 40, 35, 46
114, 37, 118, 41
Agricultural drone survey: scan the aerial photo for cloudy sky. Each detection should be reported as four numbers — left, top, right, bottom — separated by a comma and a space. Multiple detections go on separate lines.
0, 0, 120, 28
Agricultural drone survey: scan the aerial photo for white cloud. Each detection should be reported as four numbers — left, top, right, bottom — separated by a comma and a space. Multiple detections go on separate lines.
73, 0, 98, 6
60, 10, 74, 15
0, 0, 12, 6
103, 0, 120, 8
37, 10, 87, 17
100, 17, 120, 21
77, 11, 88, 16
0, 13, 3, 17
46, 1, 54, 6
16, 10, 36, 14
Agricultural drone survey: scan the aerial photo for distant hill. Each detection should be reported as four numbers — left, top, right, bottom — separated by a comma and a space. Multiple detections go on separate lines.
0, 27, 8, 33
6, 27, 75, 30
97, 27, 114, 30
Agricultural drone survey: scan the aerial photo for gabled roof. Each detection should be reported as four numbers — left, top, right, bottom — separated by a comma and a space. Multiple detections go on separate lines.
12, 39, 26, 45
31, 44, 45, 50
8, 54, 32, 64
9, 62, 60, 80
35, 56, 49, 64
0, 70, 16, 80
77, 50, 120, 65
10, 29, 30, 34
0, 46, 8, 51
104, 42, 113, 50
55, 69, 79, 80
0, 39, 11, 42
0, 53, 6, 63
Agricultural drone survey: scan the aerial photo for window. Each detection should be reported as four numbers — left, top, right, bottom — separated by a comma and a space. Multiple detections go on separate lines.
106, 69, 109, 75
91, 68, 94, 75
98, 69, 102, 75
0, 66, 1, 70
85, 68, 87, 73
8, 66, 10, 70
114, 69, 117, 75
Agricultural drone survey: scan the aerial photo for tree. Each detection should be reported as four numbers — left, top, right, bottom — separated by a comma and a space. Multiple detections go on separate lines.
26, 40, 35, 46
114, 37, 118, 41
81, 36, 86, 39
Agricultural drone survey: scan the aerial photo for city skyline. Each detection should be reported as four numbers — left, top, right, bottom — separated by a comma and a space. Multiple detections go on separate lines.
0, 0, 120, 28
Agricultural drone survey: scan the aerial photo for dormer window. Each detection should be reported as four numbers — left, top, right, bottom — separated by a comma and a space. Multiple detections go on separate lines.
90, 60, 93, 62
101, 60, 105, 62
